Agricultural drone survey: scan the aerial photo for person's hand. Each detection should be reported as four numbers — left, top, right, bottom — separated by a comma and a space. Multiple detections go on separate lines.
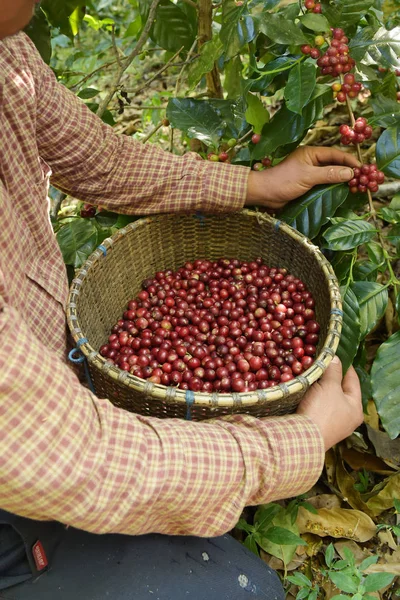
296, 356, 363, 451
246, 146, 361, 210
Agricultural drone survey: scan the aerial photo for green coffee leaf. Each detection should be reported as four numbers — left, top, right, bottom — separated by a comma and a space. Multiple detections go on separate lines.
364, 572, 396, 592
366, 241, 385, 265
245, 93, 269, 134
349, 26, 400, 68
323, 0, 374, 27
56, 218, 100, 268
378, 207, 400, 223
187, 38, 224, 89
323, 220, 377, 251
151, 0, 196, 52
337, 286, 361, 374
356, 366, 372, 411
252, 85, 332, 159
332, 252, 354, 284
280, 184, 349, 240
166, 98, 225, 147
351, 281, 389, 339
258, 13, 307, 45
284, 60, 316, 115
328, 572, 359, 594
78, 88, 100, 99
298, 13, 330, 32
124, 14, 142, 38
220, 0, 255, 60
371, 330, 400, 439
41, 0, 86, 37
352, 261, 378, 281
369, 94, 400, 128
376, 124, 400, 178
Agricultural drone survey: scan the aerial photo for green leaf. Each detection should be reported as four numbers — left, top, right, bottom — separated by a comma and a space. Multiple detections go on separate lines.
371, 330, 400, 439
330, 596, 351, 600
255, 507, 299, 566
296, 588, 312, 600
56, 219, 99, 268
349, 26, 400, 68
243, 533, 260, 556
77, 88, 100, 99
352, 261, 378, 281
166, 98, 225, 147
253, 84, 332, 159
337, 287, 361, 374
364, 573, 396, 592
298, 13, 330, 32
323, 220, 377, 251
359, 556, 379, 572
394, 498, 400, 512
258, 13, 307, 45
83, 15, 114, 31
187, 37, 224, 89
220, 1, 255, 60
323, 0, 374, 27
369, 94, 400, 128
151, 0, 196, 52
287, 573, 312, 588
254, 503, 281, 531
376, 124, 400, 178
332, 252, 354, 285
366, 241, 385, 266
284, 60, 316, 115
41, 0, 86, 37
235, 518, 254, 534
328, 572, 359, 594
24, 7, 52, 64
390, 194, 400, 210
264, 526, 306, 546
351, 281, 389, 339
124, 15, 142, 38
325, 543, 335, 568
280, 184, 348, 240
378, 207, 400, 223
245, 93, 269, 134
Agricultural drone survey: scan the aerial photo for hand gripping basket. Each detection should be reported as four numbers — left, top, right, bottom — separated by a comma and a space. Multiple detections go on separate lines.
67, 210, 342, 420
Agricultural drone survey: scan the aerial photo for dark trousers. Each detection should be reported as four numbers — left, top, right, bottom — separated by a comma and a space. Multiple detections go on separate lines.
0, 512, 284, 600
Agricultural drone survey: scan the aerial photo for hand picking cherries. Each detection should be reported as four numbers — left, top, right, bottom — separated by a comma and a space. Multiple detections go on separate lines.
348, 164, 385, 194
99, 258, 321, 393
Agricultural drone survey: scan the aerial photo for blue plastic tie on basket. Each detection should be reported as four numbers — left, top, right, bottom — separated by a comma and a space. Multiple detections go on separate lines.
98, 244, 107, 256
274, 220, 281, 231
194, 212, 206, 226
76, 337, 88, 348
185, 390, 195, 421
68, 346, 96, 394
330, 308, 343, 317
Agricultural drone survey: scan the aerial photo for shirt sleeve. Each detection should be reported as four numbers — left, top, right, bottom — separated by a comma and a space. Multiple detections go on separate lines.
0, 294, 325, 537
19, 34, 249, 215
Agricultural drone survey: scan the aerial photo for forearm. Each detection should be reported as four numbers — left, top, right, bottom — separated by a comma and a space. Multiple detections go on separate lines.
0, 303, 324, 537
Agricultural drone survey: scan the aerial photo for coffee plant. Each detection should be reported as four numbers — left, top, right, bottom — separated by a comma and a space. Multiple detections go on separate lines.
28, 0, 400, 592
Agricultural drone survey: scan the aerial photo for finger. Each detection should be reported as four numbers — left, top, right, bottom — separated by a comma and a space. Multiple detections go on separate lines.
320, 355, 343, 384
308, 147, 361, 169
308, 164, 355, 186
342, 365, 362, 401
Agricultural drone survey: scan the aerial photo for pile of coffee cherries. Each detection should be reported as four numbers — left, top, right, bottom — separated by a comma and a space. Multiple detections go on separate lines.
304, 0, 322, 13
348, 164, 385, 194
99, 258, 321, 393
339, 118, 373, 146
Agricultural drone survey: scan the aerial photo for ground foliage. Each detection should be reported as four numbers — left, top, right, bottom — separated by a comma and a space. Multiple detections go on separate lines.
27, 0, 400, 597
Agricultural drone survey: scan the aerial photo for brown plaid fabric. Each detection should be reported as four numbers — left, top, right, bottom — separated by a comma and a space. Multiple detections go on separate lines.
0, 33, 324, 536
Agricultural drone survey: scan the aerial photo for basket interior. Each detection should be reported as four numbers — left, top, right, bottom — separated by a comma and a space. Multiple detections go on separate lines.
75, 213, 331, 357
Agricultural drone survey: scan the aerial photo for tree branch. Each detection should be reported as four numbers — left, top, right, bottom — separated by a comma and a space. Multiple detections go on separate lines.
96, 0, 162, 118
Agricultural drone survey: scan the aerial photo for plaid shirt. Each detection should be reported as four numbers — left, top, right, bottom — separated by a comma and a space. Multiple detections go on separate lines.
0, 33, 324, 536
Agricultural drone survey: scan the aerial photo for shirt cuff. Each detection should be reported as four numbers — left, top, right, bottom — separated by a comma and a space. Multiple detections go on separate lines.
197, 160, 249, 213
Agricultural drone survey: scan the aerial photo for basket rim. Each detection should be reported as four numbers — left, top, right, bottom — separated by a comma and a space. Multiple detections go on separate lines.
67, 209, 343, 409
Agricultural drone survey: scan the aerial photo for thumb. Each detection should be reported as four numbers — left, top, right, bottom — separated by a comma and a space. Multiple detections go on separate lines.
311, 165, 354, 185
320, 355, 343, 384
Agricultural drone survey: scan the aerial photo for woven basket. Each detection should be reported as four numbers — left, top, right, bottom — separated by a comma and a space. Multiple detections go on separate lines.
67, 210, 342, 420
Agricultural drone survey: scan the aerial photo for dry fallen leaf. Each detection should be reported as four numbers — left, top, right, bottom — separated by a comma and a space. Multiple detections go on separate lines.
306, 494, 341, 511
367, 424, 400, 470
334, 539, 373, 564
364, 399, 380, 430
366, 472, 400, 516
336, 452, 375, 517
296, 506, 377, 542
341, 446, 396, 475
325, 449, 337, 484
378, 529, 398, 551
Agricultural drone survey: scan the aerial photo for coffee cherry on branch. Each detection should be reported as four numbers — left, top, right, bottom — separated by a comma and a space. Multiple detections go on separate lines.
252, 162, 264, 171
315, 28, 355, 76
207, 153, 220, 162
339, 118, 373, 146
261, 157, 272, 167
313, 3, 322, 12
314, 35, 325, 47
219, 152, 229, 162
348, 164, 385, 194
251, 133, 261, 144
80, 204, 96, 218
99, 258, 321, 393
